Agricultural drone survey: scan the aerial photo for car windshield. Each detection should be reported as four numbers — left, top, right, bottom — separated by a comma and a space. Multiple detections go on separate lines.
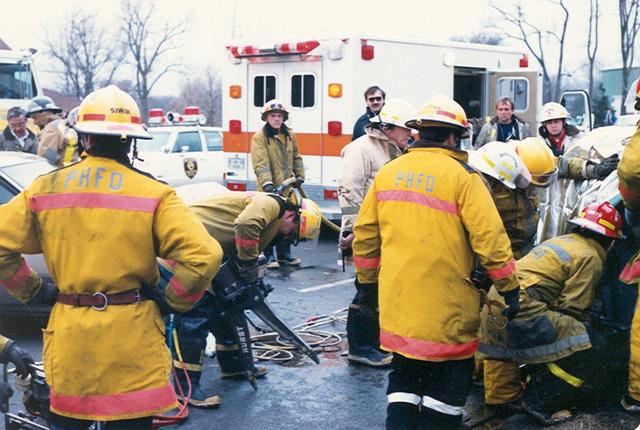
138, 131, 171, 152
1, 160, 55, 188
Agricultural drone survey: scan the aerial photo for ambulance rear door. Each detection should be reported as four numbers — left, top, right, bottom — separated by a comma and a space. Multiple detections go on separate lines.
487, 69, 543, 136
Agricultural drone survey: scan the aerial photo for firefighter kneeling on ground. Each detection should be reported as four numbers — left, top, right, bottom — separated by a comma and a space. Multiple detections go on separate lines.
168, 191, 322, 407
476, 202, 624, 426
353, 95, 520, 429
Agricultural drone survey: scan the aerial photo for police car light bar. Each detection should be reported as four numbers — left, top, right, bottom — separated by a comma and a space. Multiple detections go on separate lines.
147, 106, 206, 127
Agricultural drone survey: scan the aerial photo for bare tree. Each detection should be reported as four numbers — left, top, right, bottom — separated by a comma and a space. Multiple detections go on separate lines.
176, 66, 222, 126
46, 10, 123, 98
120, 0, 189, 120
587, 0, 600, 98
619, 0, 640, 115
492, 0, 570, 102
451, 33, 504, 46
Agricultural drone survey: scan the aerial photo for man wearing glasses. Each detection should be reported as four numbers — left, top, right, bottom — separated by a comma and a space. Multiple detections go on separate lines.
352, 86, 386, 141
0, 106, 38, 153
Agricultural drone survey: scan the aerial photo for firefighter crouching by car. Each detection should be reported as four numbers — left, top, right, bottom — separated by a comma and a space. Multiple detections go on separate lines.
26, 96, 80, 167
339, 98, 417, 368
0, 85, 221, 429
477, 202, 622, 425
467, 138, 556, 417
353, 95, 520, 429
616, 100, 640, 412
169, 192, 322, 408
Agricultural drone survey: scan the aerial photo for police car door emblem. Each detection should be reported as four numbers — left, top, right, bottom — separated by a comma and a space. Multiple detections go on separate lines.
184, 157, 198, 178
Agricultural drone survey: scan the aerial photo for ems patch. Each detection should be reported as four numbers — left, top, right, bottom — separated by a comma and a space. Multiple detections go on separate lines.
184, 157, 198, 178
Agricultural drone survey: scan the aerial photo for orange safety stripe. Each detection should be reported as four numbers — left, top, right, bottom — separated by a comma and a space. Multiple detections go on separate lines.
0, 260, 32, 290
376, 190, 458, 215
353, 255, 380, 269
235, 237, 259, 248
29, 193, 160, 213
619, 183, 640, 200
170, 275, 205, 303
620, 260, 640, 284
222, 132, 352, 157
380, 330, 479, 360
80, 113, 142, 125
487, 258, 516, 281
50, 383, 177, 418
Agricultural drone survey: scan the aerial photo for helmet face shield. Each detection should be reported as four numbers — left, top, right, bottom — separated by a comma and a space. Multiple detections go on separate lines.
530, 169, 557, 188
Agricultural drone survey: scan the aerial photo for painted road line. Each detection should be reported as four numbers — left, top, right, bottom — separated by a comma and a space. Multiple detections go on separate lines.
298, 278, 355, 293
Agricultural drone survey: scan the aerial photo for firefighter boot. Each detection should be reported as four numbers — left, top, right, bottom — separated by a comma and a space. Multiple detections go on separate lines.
275, 238, 301, 266
346, 304, 392, 367
175, 369, 221, 408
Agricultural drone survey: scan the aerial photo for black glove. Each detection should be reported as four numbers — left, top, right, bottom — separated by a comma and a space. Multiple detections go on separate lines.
140, 285, 173, 317
294, 178, 304, 189
262, 183, 276, 193
234, 258, 260, 283
1, 342, 35, 378
470, 269, 492, 292
591, 154, 619, 180
499, 288, 520, 320
27, 281, 58, 306
0, 381, 12, 413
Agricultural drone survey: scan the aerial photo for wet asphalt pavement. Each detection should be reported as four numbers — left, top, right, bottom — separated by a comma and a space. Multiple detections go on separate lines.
2, 230, 640, 429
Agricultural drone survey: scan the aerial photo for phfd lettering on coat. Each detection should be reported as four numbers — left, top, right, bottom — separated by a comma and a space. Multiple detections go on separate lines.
394, 171, 435, 192
63, 167, 124, 191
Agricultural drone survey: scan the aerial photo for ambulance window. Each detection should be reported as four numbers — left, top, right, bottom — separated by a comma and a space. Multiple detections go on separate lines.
291, 74, 315, 108
496, 78, 529, 111
172, 131, 202, 153
254, 75, 277, 107
204, 130, 223, 151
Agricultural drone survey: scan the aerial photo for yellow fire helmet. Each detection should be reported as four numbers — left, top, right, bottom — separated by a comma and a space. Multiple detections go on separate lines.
74, 85, 151, 140
261, 99, 289, 121
405, 95, 469, 138
515, 137, 558, 187
298, 198, 322, 243
369, 98, 417, 130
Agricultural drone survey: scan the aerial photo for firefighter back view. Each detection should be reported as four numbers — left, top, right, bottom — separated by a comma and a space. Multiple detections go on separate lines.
0, 85, 222, 429
27, 96, 79, 167
353, 95, 520, 429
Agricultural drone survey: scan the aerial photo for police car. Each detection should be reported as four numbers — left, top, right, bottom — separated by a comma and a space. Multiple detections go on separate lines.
134, 106, 225, 186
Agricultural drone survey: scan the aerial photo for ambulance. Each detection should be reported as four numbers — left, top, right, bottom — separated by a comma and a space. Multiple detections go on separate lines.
0, 47, 43, 126
221, 35, 589, 220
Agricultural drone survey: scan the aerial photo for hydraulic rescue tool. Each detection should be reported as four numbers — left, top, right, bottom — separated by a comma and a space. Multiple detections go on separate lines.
211, 257, 320, 390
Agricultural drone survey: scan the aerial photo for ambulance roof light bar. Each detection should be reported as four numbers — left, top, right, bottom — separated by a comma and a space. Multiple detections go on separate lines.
227, 40, 321, 58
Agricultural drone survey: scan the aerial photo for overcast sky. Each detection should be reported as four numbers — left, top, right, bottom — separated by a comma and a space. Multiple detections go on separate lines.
0, 0, 628, 96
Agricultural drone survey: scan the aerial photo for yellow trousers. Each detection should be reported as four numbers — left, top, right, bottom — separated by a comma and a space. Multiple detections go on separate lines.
483, 360, 522, 405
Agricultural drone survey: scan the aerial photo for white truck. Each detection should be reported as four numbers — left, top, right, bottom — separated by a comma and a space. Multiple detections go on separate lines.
0, 47, 43, 126
221, 35, 588, 220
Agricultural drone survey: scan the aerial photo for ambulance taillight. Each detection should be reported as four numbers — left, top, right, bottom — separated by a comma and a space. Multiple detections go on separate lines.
324, 189, 338, 200
361, 40, 374, 60
328, 121, 342, 136
227, 182, 247, 192
229, 120, 242, 134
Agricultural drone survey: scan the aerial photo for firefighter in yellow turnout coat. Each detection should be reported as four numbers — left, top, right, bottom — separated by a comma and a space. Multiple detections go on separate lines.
0, 85, 221, 428
353, 96, 520, 429
478, 202, 622, 425
170, 192, 322, 408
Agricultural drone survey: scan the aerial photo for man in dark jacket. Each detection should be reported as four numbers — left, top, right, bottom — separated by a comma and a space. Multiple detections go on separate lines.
474, 97, 532, 148
352, 86, 385, 141
0, 106, 38, 153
